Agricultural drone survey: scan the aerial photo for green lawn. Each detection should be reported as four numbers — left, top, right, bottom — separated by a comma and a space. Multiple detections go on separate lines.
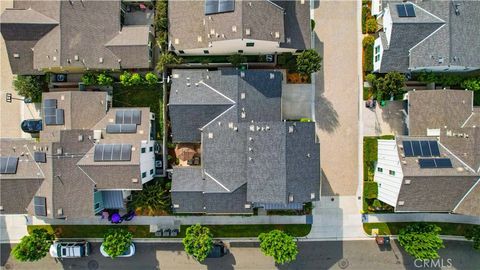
112, 83, 163, 140
363, 222, 476, 236
28, 224, 311, 239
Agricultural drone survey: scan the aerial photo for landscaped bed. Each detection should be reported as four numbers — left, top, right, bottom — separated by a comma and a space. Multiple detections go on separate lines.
112, 83, 163, 140
27, 224, 311, 238
363, 222, 477, 236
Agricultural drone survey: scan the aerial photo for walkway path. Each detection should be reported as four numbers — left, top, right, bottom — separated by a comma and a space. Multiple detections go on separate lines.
0, 215, 28, 243
366, 213, 480, 225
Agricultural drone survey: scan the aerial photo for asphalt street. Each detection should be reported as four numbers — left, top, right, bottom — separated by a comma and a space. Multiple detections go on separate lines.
1, 240, 479, 270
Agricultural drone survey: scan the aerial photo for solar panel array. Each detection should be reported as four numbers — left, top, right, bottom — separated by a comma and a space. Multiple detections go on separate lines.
34, 152, 47, 163
43, 99, 64, 125
34, 196, 47, 216
419, 158, 453, 169
0, 156, 18, 174
115, 110, 141, 125
403, 140, 440, 157
106, 124, 137, 134
94, 144, 132, 162
397, 4, 416, 17
205, 0, 235, 15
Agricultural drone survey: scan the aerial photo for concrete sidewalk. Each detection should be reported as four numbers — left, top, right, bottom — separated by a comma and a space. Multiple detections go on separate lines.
366, 213, 480, 225
0, 215, 29, 243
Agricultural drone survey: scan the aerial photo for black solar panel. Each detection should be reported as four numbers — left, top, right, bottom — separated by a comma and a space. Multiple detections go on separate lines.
396, 4, 407, 17
205, 0, 234, 15
0, 156, 18, 174
115, 110, 141, 125
43, 99, 57, 108
94, 144, 132, 162
106, 124, 137, 134
44, 108, 56, 116
55, 109, 64, 125
34, 196, 47, 216
403, 141, 413, 157
405, 4, 416, 17
34, 152, 46, 163
429, 141, 440, 156
411, 141, 421, 156
435, 158, 453, 168
420, 141, 431, 157
419, 159, 436, 168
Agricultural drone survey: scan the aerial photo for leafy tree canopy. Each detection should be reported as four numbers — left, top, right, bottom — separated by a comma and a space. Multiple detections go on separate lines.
13, 75, 48, 102
145, 72, 159, 85
398, 223, 444, 260
96, 73, 114, 86
296, 50, 322, 75
12, 229, 54, 262
182, 224, 213, 262
102, 229, 133, 258
258, 230, 298, 265
465, 225, 480, 251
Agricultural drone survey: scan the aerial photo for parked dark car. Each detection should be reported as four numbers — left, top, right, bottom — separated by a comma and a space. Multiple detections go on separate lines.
207, 241, 228, 258
21, 119, 42, 133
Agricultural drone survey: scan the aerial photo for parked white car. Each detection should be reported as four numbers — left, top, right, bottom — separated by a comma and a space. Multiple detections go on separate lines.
100, 243, 135, 258
49, 241, 91, 258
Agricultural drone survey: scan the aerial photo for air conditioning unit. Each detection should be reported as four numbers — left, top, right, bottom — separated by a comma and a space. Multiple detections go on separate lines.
404, 179, 411, 185
93, 130, 102, 141
150, 113, 155, 121
398, 201, 405, 206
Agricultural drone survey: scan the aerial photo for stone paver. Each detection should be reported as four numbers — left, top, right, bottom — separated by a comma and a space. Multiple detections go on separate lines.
314, 0, 361, 196
281, 83, 314, 120
363, 100, 405, 136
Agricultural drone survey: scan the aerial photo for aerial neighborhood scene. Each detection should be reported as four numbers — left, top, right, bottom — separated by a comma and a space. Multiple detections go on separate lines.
0, 0, 478, 269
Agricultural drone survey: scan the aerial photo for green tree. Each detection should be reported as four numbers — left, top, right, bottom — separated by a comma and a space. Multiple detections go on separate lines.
258, 230, 298, 264
13, 75, 47, 102
398, 223, 444, 260
365, 73, 376, 85
461, 78, 480, 91
96, 73, 114, 86
465, 225, 480, 251
366, 18, 377, 34
227, 54, 247, 67
182, 224, 213, 262
296, 50, 322, 75
120, 71, 133, 87
81, 72, 97, 86
374, 71, 405, 100
102, 229, 133, 258
12, 229, 54, 262
129, 73, 143, 86
157, 52, 182, 72
145, 72, 159, 86
363, 35, 375, 48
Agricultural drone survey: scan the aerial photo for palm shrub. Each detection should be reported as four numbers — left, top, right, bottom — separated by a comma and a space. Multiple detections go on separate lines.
157, 52, 182, 72
296, 50, 322, 75
102, 229, 133, 258
258, 230, 298, 264
398, 223, 444, 260
130, 181, 170, 215
13, 75, 48, 102
12, 229, 54, 262
182, 224, 213, 262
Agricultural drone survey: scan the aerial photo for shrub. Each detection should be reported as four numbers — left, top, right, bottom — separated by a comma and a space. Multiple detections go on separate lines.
258, 230, 298, 264
96, 73, 114, 86
398, 224, 444, 260
145, 72, 159, 85
102, 229, 133, 258
157, 52, 182, 72
362, 6, 370, 34
129, 73, 143, 86
366, 73, 376, 84
13, 75, 47, 102
363, 35, 375, 48
461, 78, 480, 91
81, 72, 97, 86
130, 181, 170, 215
364, 43, 374, 73
310, 19, 316, 30
366, 18, 377, 34
300, 118, 312, 122
465, 225, 480, 251
372, 199, 382, 208
12, 229, 54, 262
183, 224, 213, 262
296, 50, 323, 75
227, 54, 247, 67
364, 181, 378, 199
120, 71, 132, 87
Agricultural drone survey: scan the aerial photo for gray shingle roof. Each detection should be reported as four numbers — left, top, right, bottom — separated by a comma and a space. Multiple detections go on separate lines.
170, 69, 320, 213
453, 180, 480, 216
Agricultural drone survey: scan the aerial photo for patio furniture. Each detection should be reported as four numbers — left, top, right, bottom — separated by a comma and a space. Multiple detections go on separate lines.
155, 229, 163, 237
175, 145, 196, 161
187, 159, 194, 165
164, 229, 171, 237
171, 229, 179, 237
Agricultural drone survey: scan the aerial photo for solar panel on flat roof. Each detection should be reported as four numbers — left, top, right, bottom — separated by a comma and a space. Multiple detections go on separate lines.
429, 141, 440, 156
132, 110, 141, 125
411, 141, 421, 156
405, 4, 416, 17
115, 110, 142, 125
218, 0, 235, 13
55, 109, 64, 125
34, 196, 47, 216
106, 124, 137, 133
420, 141, 431, 157
403, 141, 413, 157
205, 0, 220, 15
396, 4, 407, 17
34, 152, 46, 163
419, 158, 436, 168
0, 156, 18, 174
94, 144, 132, 161
43, 99, 57, 108
44, 107, 56, 116
435, 158, 453, 168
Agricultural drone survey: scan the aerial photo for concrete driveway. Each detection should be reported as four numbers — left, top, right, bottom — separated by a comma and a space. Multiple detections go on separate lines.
281, 83, 313, 120
314, 0, 361, 196
363, 100, 405, 136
